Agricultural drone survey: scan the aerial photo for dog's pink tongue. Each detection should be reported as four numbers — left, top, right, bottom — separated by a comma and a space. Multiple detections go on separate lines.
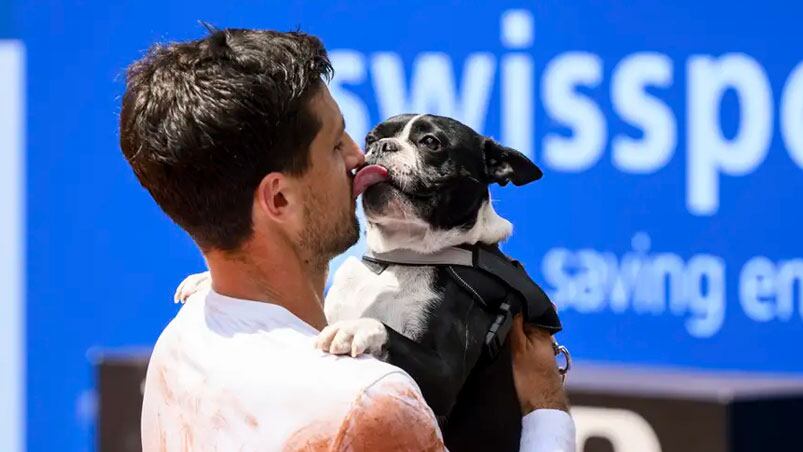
353, 164, 389, 197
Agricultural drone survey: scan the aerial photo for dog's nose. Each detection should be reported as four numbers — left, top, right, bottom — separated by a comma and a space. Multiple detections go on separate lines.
378, 139, 398, 153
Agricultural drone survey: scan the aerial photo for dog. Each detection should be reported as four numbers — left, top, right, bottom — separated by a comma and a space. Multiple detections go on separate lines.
176, 113, 564, 451
314, 114, 564, 451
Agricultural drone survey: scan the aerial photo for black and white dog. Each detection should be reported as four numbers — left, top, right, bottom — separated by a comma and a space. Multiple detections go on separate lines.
176, 114, 565, 451
319, 114, 564, 451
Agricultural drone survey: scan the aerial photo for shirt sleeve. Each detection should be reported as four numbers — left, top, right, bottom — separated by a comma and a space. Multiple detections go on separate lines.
520, 409, 576, 452
331, 371, 446, 452
331, 371, 576, 452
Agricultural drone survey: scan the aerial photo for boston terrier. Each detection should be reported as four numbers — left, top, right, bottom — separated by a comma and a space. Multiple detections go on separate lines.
176, 114, 566, 451
318, 114, 565, 451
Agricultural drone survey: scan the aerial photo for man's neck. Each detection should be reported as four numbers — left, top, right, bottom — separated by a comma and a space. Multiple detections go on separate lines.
204, 238, 328, 331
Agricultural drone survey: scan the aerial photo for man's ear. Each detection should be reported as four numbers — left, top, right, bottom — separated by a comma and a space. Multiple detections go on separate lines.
255, 173, 296, 222
483, 138, 543, 186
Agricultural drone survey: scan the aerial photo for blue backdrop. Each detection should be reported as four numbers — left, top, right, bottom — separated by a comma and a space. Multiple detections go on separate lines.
3, 0, 802, 450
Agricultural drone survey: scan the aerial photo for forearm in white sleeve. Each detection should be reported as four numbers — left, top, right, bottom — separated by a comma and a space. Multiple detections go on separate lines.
519, 409, 576, 452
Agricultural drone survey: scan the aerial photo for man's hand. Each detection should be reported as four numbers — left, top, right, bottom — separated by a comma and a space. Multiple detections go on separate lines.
509, 314, 570, 415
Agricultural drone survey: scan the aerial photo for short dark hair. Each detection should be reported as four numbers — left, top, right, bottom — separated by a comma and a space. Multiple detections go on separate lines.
120, 28, 333, 251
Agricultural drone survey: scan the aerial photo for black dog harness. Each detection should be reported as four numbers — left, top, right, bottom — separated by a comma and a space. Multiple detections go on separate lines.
362, 243, 571, 379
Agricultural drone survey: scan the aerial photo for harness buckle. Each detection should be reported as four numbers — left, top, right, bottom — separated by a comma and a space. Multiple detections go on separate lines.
484, 302, 512, 358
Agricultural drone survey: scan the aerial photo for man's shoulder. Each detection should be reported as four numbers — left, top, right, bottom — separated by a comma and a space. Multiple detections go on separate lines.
148, 297, 418, 402
308, 352, 420, 400
142, 303, 441, 450
284, 369, 444, 451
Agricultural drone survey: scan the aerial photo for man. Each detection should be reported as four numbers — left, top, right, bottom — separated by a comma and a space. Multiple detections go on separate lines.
120, 28, 575, 451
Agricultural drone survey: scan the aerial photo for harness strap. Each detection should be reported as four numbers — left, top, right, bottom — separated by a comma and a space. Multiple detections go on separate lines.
473, 246, 552, 320
364, 247, 473, 267
485, 301, 513, 359
365, 245, 559, 328
362, 244, 562, 361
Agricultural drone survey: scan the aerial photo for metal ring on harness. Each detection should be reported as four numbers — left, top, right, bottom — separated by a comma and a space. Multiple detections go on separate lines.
552, 337, 571, 385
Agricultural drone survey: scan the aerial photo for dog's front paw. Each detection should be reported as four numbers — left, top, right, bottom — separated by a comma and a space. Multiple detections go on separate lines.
173, 271, 211, 304
315, 318, 388, 358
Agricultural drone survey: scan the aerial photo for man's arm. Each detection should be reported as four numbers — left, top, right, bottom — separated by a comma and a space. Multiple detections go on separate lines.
510, 314, 576, 452
331, 372, 445, 451
335, 368, 575, 452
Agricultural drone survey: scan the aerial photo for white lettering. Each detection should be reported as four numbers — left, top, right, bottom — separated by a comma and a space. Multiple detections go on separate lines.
651, 252, 686, 315
542, 52, 606, 171
687, 54, 773, 215
501, 10, 535, 158
740, 257, 803, 322
778, 260, 803, 321
544, 234, 726, 338
371, 52, 495, 132
542, 248, 576, 310
684, 254, 726, 338
781, 61, 803, 168
334, 11, 803, 219
612, 53, 676, 173
739, 256, 777, 322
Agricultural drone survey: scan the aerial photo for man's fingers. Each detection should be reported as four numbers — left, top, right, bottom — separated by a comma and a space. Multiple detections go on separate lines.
511, 314, 554, 352
509, 314, 526, 351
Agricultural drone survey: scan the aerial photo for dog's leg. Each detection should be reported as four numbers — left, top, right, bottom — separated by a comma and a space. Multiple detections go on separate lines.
317, 309, 497, 418
174, 271, 211, 303
316, 318, 467, 415
315, 318, 389, 358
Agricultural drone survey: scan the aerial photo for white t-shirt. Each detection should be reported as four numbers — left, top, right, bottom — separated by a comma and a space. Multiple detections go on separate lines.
141, 288, 575, 451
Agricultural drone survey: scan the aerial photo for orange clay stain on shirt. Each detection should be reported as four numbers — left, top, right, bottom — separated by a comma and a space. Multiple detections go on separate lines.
158, 422, 167, 452
282, 420, 338, 451
180, 423, 194, 452
245, 413, 260, 429
157, 367, 175, 405
283, 382, 443, 452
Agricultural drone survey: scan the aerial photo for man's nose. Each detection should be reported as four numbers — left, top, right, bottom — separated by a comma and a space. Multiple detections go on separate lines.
344, 134, 365, 170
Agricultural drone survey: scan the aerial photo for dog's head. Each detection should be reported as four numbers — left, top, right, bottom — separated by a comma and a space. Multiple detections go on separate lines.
352, 114, 542, 253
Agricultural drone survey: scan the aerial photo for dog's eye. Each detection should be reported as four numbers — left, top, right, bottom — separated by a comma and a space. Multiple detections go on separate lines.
420, 135, 441, 150
365, 135, 378, 147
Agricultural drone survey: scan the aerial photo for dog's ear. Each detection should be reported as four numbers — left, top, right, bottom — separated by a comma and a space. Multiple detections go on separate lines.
483, 138, 543, 186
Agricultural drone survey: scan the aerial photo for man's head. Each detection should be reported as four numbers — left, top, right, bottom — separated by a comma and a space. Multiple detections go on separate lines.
120, 28, 364, 264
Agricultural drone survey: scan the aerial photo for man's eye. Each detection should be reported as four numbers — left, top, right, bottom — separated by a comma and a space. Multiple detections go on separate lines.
420, 135, 441, 150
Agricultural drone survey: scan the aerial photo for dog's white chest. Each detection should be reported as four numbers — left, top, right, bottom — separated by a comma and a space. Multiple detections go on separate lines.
324, 257, 439, 339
